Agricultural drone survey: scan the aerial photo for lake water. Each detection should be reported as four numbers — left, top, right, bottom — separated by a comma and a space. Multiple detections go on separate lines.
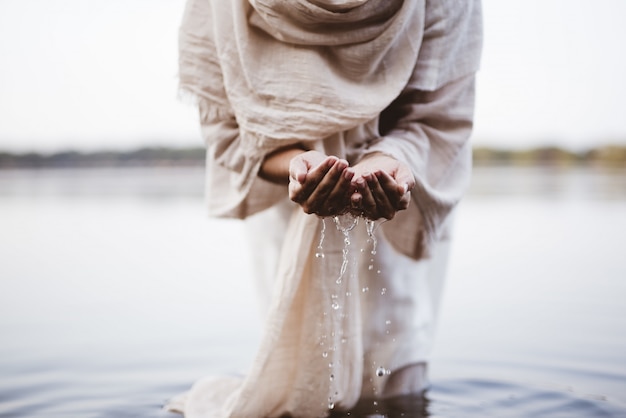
1, 165, 625, 417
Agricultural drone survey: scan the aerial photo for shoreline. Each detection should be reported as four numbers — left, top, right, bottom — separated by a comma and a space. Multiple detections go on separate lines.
0, 144, 625, 169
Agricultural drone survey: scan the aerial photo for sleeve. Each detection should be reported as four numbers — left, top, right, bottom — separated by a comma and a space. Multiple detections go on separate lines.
364, 0, 483, 260
198, 107, 294, 219
367, 74, 476, 259
179, 0, 296, 219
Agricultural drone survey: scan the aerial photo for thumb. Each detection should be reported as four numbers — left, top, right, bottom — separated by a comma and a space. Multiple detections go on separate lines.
289, 154, 309, 183
395, 164, 415, 193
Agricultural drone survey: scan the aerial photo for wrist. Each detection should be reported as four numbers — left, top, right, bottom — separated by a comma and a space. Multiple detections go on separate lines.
259, 145, 306, 184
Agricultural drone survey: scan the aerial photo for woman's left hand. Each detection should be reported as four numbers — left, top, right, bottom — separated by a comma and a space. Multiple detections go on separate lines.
349, 153, 415, 220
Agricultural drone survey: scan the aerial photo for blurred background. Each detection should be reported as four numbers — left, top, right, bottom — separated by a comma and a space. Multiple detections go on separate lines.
1, 0, 625, 417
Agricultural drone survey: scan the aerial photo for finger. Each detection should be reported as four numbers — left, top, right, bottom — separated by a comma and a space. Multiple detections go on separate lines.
376, 170, 406, 209
366, 172, 395, 220
350, 188, 362, 213
305, 159, 348, 215
289, 155, 309, 184
291, 156, 336, 204
321, 167, 354, 216
394, 164, 416, 192
397, 191, 411, 210
354, 175, 380, 220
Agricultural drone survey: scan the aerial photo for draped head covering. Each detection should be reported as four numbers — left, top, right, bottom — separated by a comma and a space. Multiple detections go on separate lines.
178, 0, 425, 145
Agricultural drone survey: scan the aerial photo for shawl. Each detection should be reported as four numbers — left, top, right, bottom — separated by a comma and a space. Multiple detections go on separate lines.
178, 0, 423, 144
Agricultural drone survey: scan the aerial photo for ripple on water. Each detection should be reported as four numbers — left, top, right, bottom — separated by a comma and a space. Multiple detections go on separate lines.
2, 364, 626, 417
327, 378, 626, 418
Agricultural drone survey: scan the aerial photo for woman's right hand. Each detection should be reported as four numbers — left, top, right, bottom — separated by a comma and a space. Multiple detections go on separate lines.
289, 151, 355, 217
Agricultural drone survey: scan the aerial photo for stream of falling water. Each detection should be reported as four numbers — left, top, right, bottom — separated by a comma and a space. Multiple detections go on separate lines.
317, 215, 388, 412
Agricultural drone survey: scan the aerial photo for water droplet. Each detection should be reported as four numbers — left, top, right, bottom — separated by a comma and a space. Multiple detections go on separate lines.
362, 287, 369, 293
331, 302, 339, 310
368, 264, 374, 271
329, 374, 334, 381
385, 320, 391, 325
335, 277, 342, 284
341, 337, 347, 344
375, 366, 388, 377
381, 287, 387, 295
328, 401, 335, 410
345, 291, 352, 297
322, 351, 328, 358
317, 219, 327, 259
329, 362, 333, 368
376, 270, 381, 274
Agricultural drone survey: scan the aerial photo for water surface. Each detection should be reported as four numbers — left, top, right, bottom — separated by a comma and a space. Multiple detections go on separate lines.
1, 166, 625, 417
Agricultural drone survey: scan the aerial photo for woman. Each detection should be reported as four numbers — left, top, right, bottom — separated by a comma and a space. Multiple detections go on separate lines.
168, 0, 482, 416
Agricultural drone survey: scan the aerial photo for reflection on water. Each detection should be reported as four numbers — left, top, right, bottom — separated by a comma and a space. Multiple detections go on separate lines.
468, 165, 626, 200
0, 166, 625, 417
329, 393, 429, 418
0, 167, 205, 199
329, 378, 626, 418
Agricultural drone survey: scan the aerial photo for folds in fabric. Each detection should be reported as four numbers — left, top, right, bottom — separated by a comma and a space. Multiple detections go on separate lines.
179, 0, 425, 143
167, 213, 366, 417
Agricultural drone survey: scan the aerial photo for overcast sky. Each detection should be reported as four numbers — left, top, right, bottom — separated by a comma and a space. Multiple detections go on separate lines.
1, 0, 625, 152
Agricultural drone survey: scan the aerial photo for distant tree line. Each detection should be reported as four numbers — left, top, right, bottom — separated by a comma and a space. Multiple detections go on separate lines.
0, 144, 625, 169
0, 147, 206, 169
472, 145, 626, 168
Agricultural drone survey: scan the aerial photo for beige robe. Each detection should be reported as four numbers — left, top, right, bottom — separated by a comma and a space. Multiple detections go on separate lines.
168, 0, 482, 416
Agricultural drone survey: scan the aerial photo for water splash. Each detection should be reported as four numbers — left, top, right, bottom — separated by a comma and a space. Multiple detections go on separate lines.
375, 366, 391, 377
315, 218, 326, 259
365, 219, 380, 272
365, 219, 378, 255
333, 215, 358, 284
318, 215, 385, 411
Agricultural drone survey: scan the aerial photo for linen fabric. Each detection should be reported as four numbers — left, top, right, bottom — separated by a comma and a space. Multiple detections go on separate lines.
178, 0, 481, 258
169, 0, 482, 416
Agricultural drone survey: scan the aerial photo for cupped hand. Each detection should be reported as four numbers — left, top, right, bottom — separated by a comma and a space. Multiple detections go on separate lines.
288, 151, 355, 217
349, 153, 415, 220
